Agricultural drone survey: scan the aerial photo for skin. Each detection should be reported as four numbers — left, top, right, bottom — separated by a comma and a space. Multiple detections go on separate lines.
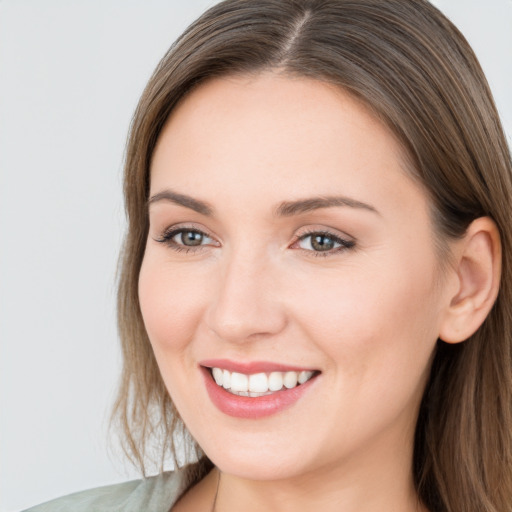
139, 72, 460, 511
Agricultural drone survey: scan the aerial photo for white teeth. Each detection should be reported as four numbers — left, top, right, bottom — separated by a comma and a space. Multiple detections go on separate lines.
230, 372, 249, 392
248, 373, 268, 393
283, 371, 298, 389
222, 369, 231, 389
298, 370, 314, 384
210, 367, 316, 395
268, 372, 284, 391
212, 367, 223, 386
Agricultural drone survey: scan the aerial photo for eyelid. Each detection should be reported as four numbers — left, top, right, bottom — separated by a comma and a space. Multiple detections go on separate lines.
293, 225, 355, 242
154, 223, 221, 249
290, 227, 356, 256
152, 222, 355, 257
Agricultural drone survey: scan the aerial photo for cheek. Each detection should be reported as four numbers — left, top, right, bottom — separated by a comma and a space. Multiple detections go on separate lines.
290, 251, 442, 382
290, 259, 441, 444
138, 253, 205, 354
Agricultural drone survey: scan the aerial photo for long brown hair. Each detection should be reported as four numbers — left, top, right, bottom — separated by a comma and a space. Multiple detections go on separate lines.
111, 1, 512, 510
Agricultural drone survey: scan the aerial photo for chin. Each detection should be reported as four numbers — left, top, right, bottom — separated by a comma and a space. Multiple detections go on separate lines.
190, 425, 321, 482
208, 448, 310, 481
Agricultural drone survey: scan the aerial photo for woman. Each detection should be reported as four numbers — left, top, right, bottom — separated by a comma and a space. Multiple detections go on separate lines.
25, 0, 512, 511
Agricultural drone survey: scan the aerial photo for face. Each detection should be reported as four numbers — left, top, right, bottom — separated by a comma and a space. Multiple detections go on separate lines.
139, 73, 450, 482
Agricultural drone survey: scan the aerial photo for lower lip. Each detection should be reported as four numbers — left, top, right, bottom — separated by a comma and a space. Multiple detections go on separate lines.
201, 367, 318, 419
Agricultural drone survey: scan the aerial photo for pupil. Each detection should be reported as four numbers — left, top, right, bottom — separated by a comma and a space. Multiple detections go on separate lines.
311, 235, 334, 251
183, 231, 203, 246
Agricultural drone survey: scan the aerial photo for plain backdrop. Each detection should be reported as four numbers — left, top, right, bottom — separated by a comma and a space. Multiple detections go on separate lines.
0, 1, 510, 511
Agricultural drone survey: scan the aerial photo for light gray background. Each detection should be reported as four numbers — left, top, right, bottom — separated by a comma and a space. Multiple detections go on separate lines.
0, 1, 510, 511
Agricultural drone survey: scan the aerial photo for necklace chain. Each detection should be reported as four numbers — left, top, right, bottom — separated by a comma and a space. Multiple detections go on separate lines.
210, 470, 220, 512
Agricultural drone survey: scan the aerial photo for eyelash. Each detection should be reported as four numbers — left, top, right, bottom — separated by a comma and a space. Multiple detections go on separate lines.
155, 226, 217, 254
292, 229, 356, 258
155, 227, 355, 257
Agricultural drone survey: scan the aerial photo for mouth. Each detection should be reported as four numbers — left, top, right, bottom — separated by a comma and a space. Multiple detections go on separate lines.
199, 360, 321, 418
207, 366, 318, 397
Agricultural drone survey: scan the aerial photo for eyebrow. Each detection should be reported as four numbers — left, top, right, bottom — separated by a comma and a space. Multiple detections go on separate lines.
275, 196, 380, 217
148, 190, 214, 216
148, 189, 379, 217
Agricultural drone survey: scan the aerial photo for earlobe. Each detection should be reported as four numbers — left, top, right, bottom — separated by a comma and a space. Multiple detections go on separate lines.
439, 217, 501, 344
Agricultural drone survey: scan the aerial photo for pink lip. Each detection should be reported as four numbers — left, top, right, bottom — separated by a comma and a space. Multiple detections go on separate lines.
200, 365, 319, 419
200, 358, 315, 374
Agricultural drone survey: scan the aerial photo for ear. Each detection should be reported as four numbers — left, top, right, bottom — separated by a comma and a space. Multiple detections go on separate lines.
439, 217, 502, 344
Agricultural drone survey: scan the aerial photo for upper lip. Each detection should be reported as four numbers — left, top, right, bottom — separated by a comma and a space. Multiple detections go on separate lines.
199, 358, 319, 374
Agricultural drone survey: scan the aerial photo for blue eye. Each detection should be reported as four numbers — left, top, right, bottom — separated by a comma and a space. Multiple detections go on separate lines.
173, 230, 212, 246
157, 228, 216, 250
155, 227, 354, 256
296, 231, 355, 255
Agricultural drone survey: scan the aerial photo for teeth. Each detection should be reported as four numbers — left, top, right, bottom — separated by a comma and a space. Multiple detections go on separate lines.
212, 367, 223, 386
298, 370, 314, 384
230, 372, 248, 392
283, 371, 298, 389
210, 368, 316, 394
222, 369, 231, 389
268, 372, 284, 391
248, 373, 268, 392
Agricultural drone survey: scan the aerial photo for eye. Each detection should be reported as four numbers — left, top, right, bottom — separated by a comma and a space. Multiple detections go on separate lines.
294, 231, 355, 255
155, 227, 218, 251
172, 229, 212, 246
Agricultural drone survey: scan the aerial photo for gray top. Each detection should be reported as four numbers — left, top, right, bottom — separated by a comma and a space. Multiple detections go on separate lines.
23, 470, 187, 512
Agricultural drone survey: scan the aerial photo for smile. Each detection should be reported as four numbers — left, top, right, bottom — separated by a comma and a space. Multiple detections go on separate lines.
211, 368, 316, 396
200, 361, 320, 419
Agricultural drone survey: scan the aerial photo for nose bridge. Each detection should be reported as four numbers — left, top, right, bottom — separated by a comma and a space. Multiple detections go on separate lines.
206, 243, 286, 342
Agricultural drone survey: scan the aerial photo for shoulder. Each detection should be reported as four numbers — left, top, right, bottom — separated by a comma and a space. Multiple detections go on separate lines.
23, 470, 187, 512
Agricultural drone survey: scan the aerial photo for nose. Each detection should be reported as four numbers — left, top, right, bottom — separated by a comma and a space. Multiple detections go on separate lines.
205, 247, 288, 343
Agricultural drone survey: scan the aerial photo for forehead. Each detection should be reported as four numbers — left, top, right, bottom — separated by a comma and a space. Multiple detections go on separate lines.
150, 72, 425, 220
154, 72, 404, 167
